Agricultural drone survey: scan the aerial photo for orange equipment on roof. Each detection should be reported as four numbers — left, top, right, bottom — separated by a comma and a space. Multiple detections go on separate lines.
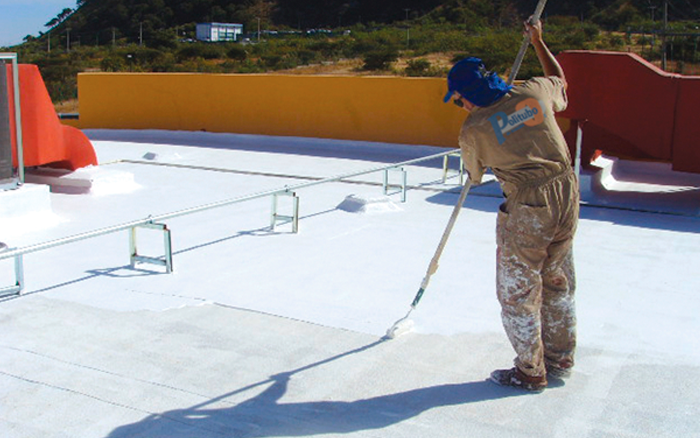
5, 64, 97, 171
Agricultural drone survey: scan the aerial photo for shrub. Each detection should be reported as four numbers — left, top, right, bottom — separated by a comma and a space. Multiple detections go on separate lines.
607, 34, 625, 48
150, 52, 177, 72
176, 43, 224, 61
100, 55, 125, 72
150, 29, 177, 50
226, 45, 247, 61
307, 40, 342, 59
417, 29, 470, 53
592, 3, 643, 30
234, 59, 266, 74
262, 54, 283, 68
405, 58, 432, 77
296, 49, 317, 65
133, 47, 162, 64
36, 55, 80, 102
362, 48, 399, 71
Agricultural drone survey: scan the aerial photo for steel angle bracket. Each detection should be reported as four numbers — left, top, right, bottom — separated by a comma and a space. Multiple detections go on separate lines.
271, 191, 299, 233
383, 167, 407, 202
0, 245, 24, 298
129, 222, 173, 273
442, 151, 464, 185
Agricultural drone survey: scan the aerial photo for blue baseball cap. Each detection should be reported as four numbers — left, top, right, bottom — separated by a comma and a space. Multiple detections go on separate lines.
443, 57, 512, 107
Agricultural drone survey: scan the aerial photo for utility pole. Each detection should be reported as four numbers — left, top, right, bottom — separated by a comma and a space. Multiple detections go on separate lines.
257, 17, 261, 42
139, 22, 143, 46
112, 28, 116, 46
649, 4, 657, 47
662, 0, 668, 70
66, 29, 70, 52
404, 9, 410, 47
47, 30, 51, 53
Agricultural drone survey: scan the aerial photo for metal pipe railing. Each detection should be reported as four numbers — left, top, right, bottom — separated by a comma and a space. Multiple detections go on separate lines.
0, 147, 461, 263
119, 147, 461, 225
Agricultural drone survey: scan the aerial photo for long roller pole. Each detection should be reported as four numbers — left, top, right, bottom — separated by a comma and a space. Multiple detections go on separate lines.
385, 0, 550, 339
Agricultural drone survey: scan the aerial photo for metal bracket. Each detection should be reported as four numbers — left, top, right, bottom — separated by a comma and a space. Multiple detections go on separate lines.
0, 245, 23, 298
271, 191, 299, 233
129, 222, 173, 273
442, 152, 464, 184
383, 167, 407, 202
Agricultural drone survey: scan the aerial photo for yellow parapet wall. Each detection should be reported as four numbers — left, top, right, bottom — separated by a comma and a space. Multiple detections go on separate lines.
77, 73, 467, 148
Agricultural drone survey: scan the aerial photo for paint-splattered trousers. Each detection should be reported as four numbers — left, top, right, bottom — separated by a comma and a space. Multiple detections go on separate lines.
496, 168, 579, 378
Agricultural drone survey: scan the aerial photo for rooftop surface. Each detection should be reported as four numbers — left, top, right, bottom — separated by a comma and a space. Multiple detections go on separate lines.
2, 129, 700, 437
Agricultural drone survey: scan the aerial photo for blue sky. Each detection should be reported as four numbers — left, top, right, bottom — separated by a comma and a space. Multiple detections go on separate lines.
0, 0, 75, 47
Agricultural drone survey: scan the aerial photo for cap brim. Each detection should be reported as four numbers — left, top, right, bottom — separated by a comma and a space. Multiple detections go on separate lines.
443, 90, 454, 103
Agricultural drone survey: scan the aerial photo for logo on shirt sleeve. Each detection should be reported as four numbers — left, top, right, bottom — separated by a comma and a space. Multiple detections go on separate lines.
488, 98, 546, 144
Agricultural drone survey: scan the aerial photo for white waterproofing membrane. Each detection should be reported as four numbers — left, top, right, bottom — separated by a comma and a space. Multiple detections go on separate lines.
1, 129, 700, 438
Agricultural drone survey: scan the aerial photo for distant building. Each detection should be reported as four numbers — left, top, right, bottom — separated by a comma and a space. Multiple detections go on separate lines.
196, 23, 243, 42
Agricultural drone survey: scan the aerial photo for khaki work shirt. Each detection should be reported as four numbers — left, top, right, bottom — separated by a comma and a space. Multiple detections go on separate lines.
458, 77, 570, 198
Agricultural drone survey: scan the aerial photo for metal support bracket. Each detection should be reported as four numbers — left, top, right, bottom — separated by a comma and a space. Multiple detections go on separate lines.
442, 152, 464, 184
129, 222, 173, 273
383, 167, 407, 202
0, 245, 23, 298
271, 191, 299, 233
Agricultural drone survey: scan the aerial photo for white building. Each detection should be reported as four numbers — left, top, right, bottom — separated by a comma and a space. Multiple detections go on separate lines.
196, 22, 243, 42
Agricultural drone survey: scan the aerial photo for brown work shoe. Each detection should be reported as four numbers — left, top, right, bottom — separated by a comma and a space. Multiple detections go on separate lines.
490, 367, 547, 392
546, 364, 572, 379
546, 359, 573, 379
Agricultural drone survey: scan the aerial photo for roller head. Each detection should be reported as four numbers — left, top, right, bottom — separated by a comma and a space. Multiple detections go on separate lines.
384, 318, 415, 339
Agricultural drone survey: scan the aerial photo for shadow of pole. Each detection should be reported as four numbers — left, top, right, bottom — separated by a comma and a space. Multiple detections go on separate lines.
105, 340, 525, 438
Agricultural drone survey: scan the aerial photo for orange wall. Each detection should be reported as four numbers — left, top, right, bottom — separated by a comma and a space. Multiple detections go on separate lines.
78, 73, 467, 148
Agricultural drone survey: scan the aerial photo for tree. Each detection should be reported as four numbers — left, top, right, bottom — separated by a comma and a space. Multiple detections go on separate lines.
58, 8, 74, 22
45, 18, 60, 29
362, 48, 399, 70
45, 7, 74, 31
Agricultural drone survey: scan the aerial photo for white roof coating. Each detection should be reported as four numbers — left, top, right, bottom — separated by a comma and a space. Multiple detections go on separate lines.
1, 129, 700, 437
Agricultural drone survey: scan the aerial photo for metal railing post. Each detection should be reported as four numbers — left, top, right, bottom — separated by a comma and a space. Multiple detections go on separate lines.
271, 191, 299, 233
442, 151, 464, 184
0, 244, 23, 297
129, 223, 173, 273
382, 167, 407, 202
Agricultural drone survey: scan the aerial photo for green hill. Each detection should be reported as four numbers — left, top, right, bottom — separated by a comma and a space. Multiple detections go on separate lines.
5, 0, 699, 105
19, 0, 700, 50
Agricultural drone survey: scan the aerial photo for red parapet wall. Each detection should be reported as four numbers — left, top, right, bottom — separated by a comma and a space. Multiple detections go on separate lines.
6, 64, 97, 171
673, 75, 700, 173
557, 50, 700, 174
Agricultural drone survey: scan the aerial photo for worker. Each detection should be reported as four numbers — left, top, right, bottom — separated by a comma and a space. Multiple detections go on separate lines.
444, 19, 579, 391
